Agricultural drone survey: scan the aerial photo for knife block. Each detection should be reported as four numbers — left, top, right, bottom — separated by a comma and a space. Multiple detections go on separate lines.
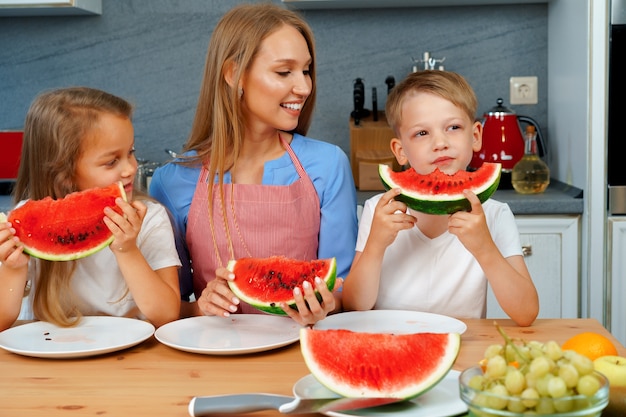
349, 112, 399, 190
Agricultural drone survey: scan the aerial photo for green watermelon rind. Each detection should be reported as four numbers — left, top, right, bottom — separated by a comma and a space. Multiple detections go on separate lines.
3, 182, 127, 262
300, 328, 461, 399
226, 257, 337, 316
379, 163, 501, 215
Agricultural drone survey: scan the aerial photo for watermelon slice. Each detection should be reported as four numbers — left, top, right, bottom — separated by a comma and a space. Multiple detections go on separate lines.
300, 328, 461, 399
0, 182, 126, 261
379, 162, 501, 215
226, 256, 336, 315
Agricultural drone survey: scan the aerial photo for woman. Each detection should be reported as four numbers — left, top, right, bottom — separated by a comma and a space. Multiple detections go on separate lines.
150, 3, 357, 326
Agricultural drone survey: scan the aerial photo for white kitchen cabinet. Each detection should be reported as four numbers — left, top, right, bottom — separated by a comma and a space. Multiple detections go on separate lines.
0, 0, 101, 16
608, 217, 626, 346
487, 215, 580, 319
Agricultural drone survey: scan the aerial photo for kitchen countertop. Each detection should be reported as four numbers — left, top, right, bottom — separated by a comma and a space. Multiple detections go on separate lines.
1, 179, 583, 216
357, 178, 584, 215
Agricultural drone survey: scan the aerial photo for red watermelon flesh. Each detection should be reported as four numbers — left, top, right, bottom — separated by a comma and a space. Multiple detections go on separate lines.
1, 182, 126, 261
300, 328, 461, 399
379, 162, 501, 215
227, 256, 337, 315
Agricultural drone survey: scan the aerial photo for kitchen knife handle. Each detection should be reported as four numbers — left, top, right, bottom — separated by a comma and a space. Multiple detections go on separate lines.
189, 394, 293, 416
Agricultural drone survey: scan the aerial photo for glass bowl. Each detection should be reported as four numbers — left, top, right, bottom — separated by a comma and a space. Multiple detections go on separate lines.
458, 365, 609, 417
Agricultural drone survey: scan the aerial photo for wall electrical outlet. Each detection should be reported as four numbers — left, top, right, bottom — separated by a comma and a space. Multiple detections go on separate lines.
510, 76, 538, 105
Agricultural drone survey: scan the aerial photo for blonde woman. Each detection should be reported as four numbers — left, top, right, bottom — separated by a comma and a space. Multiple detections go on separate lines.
0, 87, 181, 331
150, 3, 357, 326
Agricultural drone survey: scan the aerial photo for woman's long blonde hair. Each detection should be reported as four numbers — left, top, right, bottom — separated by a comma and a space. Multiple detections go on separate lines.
181, 3, 317, 262
14, 87, 133, 327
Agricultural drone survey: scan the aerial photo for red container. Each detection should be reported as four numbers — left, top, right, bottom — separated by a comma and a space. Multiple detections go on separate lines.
0, 131, 23, 180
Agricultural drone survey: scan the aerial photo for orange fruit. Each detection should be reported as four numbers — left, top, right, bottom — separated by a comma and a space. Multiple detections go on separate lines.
562, 332, 619, 361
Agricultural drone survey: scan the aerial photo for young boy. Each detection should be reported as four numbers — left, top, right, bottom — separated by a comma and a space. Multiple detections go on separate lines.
342, 71, 539, 327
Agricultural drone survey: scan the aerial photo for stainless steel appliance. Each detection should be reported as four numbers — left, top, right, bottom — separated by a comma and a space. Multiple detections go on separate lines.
608, 0, 626, 214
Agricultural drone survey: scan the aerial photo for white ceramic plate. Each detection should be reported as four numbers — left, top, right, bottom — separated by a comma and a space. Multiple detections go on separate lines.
0, 316, 155, 359
154, 315, 300, 355
293, 370, 467, 417
314, 310, 467, 334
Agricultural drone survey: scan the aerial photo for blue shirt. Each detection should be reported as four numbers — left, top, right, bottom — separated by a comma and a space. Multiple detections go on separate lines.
150, 133, 358, 299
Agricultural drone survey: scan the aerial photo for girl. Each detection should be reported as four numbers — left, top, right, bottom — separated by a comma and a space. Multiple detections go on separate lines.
0, 87, 181, 331
150, 3, 358, 326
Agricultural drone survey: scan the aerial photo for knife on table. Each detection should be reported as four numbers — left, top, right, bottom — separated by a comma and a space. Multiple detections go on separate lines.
188, 393, 403, 416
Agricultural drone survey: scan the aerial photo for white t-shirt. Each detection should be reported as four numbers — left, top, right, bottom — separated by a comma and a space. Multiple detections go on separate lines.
356, 195, 522, 319
22, 200, 181, 320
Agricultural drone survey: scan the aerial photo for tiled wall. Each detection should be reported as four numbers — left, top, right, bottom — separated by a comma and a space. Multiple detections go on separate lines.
0, 0, 547, 164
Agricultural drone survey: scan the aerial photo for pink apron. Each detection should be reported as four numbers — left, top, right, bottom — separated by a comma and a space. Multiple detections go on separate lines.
186, 136, 321, 314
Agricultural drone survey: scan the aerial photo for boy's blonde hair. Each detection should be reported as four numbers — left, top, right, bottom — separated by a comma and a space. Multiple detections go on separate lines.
385, 70, 478, 136
14, 86, 133, 327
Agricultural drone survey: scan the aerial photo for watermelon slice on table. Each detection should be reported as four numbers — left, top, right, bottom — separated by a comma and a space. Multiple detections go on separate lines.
379, 162, 501, 215
226, 256, 336, 315
300, 328, 461, 399
0, 182, 126, 261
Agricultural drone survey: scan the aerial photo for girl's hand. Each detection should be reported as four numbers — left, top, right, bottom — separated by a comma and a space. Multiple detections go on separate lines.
104, 198, 147, 253
448, 190, 493, 254
280, 277, 343, 326
197, 267, 240, 317
368, 188, 416, 251
0, 221, 29, 269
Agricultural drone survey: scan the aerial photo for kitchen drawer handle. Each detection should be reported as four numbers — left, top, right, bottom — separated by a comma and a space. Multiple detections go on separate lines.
522, 245, 532, 257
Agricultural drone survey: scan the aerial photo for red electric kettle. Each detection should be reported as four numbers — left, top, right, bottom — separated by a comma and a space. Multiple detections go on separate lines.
470, 98, 546, 173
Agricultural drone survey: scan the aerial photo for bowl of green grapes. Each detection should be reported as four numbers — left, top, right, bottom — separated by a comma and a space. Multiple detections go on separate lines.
459, 328, 609, 416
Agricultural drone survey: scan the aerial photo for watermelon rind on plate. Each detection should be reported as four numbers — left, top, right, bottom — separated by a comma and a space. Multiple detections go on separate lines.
379, 162, 501, 215
0, 182, 126, 261
300, 328, 461, 399
226, 256, 337, 315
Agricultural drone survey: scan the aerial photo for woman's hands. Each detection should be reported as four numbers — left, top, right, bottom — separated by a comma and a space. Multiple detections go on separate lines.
197, 266, 342, 326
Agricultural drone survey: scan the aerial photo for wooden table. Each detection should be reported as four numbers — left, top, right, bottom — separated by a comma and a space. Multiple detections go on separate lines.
1, 318, 624, 416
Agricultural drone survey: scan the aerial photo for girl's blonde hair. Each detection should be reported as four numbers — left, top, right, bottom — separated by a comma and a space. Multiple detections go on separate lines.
180, 3, 317, 261
14, 86, 133, 327
385, 70, 478, 136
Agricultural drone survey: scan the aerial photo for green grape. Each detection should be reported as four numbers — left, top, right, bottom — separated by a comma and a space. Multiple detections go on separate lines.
520, 387, 539, 408
576, 374, 601, 396
484, 344, 504, 359
547, 376, 568, 398
506, 397, 527, 413
469, 374, 485, 390
553, 396, 575, 413
535, 374, 554, 397
525, 371, 538, 389
543, 340, 564, 361
527, 340, 544, 359
487, 384, 509, 410
570, 352, 594, 376
529, 356, 552, 378
505, 343, 517, 363
504, 368, 525, 395
485, 355, 507, 379
535, 397, 556, 414
558, 363, 579, 388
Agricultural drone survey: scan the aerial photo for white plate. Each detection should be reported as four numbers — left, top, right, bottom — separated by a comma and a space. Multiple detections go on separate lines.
314, 310, 467, 334
0, 316, 155, 359
294, 370, 466, 417
154, 315, 300, 355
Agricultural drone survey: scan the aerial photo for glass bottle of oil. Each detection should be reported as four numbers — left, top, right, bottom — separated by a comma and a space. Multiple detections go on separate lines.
512, 125, 550, 194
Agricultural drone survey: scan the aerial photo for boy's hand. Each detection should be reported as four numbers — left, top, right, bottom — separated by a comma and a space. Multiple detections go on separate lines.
368, 188, 416, 251
448, 190, 493, 254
